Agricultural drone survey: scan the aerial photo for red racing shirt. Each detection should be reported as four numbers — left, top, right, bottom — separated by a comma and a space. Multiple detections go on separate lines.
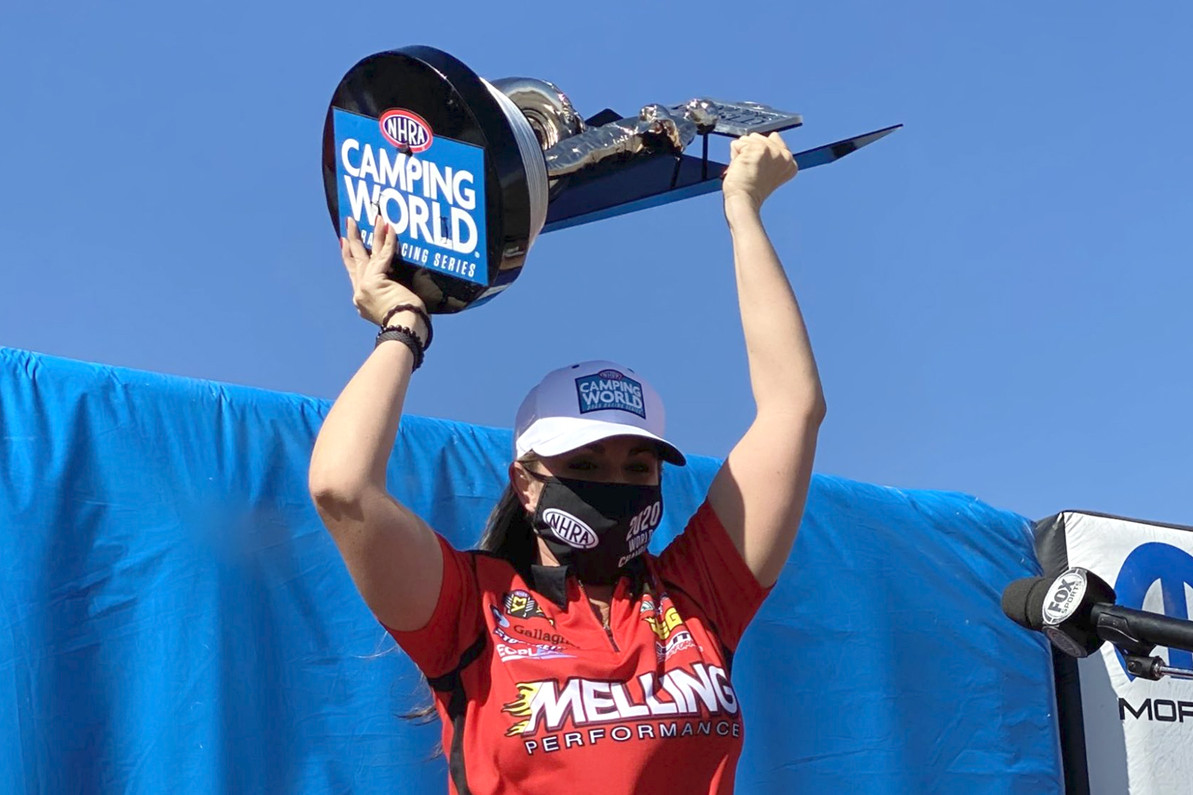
388, 500, 770, 794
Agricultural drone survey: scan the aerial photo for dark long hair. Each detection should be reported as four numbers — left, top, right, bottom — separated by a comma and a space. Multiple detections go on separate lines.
476, 451, 540, 564
403, 455, 539, 728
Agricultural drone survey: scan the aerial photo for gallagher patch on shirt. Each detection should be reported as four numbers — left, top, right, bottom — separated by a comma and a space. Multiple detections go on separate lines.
574, 369, 646, 418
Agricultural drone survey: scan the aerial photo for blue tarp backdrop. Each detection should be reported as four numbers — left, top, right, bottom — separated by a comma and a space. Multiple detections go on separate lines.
0, 347, 1062, 793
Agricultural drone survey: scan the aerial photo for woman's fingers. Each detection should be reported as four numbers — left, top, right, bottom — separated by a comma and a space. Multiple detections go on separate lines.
338, 214, 421, 324
768, 132, 791, 159
345, 216, 369, 275
340, 237, 355, 281
366, 218, 397, 278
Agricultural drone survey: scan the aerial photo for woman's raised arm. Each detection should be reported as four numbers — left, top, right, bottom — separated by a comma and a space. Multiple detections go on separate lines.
308, 217, 443, 631
707, 133, 827, 588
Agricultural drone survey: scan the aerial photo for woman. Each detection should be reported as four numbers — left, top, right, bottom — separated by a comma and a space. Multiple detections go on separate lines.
309, 132, 824, 794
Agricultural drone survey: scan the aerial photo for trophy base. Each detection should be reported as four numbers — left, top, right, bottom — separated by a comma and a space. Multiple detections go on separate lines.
323, 47, 538, 313
543, 123, 903, 233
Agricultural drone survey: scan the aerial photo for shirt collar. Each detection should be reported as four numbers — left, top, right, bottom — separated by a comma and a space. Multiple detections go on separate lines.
525, 557, 650, 610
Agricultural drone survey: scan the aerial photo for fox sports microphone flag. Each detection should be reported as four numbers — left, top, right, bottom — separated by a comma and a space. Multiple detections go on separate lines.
1035, 511, 1193, 795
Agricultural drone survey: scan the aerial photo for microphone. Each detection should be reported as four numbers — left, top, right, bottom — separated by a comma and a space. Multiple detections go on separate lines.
1001, 567, 1193, 659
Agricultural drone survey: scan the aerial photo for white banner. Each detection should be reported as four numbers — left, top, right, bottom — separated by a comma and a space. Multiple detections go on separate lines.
1057, 511, 1193, 794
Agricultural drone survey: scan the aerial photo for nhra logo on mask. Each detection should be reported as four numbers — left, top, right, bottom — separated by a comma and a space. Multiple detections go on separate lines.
543, 509, 598, 549
575, 370, 645, 419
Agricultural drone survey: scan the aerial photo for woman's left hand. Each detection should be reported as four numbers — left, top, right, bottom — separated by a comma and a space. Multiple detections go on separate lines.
341, 216, 427, 328
722, 132, 798, 212
709, 130, 822, 589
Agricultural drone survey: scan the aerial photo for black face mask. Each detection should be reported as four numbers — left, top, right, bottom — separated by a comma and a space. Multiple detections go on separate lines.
529, 474, 664, 585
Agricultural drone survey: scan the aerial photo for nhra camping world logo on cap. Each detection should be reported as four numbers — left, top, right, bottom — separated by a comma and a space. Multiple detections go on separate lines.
378, 109, 433, 153
575, 370, 646, 419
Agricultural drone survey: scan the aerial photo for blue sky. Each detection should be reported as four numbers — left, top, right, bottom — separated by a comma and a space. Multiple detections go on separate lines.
2, 1, 1190, 524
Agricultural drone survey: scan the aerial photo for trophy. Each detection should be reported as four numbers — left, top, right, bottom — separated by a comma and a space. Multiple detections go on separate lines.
322, 46, 899, 313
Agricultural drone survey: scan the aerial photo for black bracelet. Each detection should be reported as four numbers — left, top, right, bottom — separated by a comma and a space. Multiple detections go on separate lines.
375, 325, 425, 370
380, 303, 433, 350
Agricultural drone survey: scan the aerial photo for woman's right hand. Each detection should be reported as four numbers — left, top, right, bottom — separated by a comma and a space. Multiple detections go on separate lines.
722, 132, 797, 214
340, 216, 427, 330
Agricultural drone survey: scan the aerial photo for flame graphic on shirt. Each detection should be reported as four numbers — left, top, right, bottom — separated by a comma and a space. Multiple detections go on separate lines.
502, 682, 542, 736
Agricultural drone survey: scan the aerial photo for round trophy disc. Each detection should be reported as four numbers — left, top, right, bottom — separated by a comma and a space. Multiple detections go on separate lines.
322, 47, 538, 313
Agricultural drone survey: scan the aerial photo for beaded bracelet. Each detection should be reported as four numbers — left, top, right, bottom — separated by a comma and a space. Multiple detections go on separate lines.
374, 325, 425, 371
380, 303, 433, 350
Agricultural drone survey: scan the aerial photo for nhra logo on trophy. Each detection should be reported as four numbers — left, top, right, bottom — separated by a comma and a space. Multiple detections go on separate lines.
322, 46, 900, 313
378, 109, 433, 152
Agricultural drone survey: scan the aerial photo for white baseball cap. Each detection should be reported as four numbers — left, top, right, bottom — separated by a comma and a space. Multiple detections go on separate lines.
514, 360, 686, 465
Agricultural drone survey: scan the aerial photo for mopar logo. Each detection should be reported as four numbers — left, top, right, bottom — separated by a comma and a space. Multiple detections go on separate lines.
1119, 698, 1193, 722
379, 109, 433, 153
542, 509, 598, 549
1115, 542, 1193, 674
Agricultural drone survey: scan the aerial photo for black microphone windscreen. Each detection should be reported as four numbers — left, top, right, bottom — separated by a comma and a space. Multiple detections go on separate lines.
1001, 577, 1052, 631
